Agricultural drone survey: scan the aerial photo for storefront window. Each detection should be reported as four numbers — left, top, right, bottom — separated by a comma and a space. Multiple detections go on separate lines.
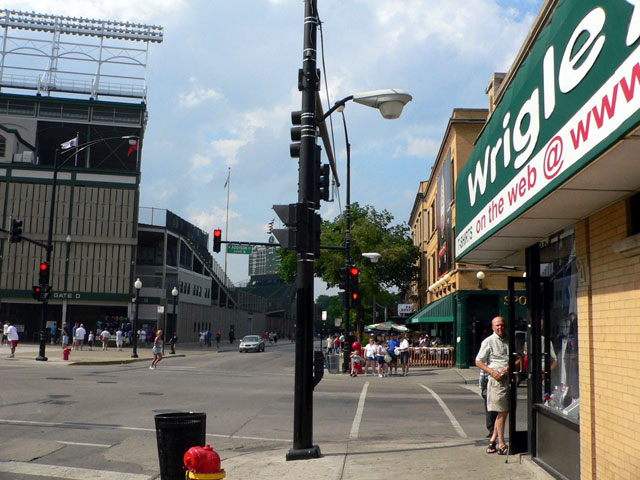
539, 230, 579, 422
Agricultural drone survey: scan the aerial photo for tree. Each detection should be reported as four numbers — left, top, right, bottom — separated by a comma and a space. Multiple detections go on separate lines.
279, 203, 419, 339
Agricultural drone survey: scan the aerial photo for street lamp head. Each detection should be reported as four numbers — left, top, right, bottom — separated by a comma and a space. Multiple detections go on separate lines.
172, 287, 179, 297
134, 278, 142, 290
362, 252, 382, 263
352, 89, 412, 119
65, 234, 72, 244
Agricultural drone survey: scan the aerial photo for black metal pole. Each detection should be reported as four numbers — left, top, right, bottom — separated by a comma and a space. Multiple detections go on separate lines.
286, 0, 320, 461
342, 113, 352, 373
171, 293, 177, 354
36, 149, 59, 361
132, 288, 139, 358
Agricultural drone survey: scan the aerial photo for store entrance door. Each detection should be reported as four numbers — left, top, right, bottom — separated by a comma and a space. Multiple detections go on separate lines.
507, 276, 528, 454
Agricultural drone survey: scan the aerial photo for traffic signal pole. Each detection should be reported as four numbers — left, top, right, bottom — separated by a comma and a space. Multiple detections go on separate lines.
286, 0, 321, 461
342, 113, 352, 373
36, 149, 59, 362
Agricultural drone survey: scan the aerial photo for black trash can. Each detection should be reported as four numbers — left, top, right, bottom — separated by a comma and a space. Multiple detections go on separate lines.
155, 412, 206, 480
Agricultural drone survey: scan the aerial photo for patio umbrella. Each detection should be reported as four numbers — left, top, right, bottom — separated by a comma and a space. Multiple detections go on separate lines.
365, 321, 409, 333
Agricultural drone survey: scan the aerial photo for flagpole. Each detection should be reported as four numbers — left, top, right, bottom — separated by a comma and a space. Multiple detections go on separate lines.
224, 167, 230, 278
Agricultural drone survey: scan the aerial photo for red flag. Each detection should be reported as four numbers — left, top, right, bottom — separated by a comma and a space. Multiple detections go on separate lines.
128, 141, 139, 157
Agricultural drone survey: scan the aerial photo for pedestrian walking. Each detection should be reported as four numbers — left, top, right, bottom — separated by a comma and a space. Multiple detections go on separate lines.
0, 321, 5, 346
6, 322, 18, 357
76, 324, 86, 350
169, 332, 178, 354
62, 324, 70, 349
215, 330, 221, 348
206, 330, 212, 347
476, 316, 513, 456
199, 331, 206, 347
228, 330, 235, 345
326, 334, 334, 354
376, 338, 388, 377
88, 331, 95, 350
150, 329, 164, 369
387, 332, 400, 376
100, 328, 111, 350
364, 337, 376, 376
399, 333, 411, 376
72, 322, 79, 350
116, 327, 123, 351
50, 322, 57, 345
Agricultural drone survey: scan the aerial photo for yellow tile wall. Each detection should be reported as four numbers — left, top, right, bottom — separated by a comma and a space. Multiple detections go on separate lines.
577, 200, 640, 480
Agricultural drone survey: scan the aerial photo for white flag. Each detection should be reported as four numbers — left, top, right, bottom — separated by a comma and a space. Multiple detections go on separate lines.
60, 136, 78, 150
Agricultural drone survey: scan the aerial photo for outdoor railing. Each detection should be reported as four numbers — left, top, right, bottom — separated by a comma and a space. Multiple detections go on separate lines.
409, 347, 454, 368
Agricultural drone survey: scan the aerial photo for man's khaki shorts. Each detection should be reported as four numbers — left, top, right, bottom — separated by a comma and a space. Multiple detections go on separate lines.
487, 376, 510, 412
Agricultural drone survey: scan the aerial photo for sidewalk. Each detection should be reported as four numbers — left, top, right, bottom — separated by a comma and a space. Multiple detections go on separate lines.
0, 340, 288, 365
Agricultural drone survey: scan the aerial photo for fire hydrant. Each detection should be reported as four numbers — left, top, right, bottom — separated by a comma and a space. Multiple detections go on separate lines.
63, 347, 71, 361
183, 444, 225, 479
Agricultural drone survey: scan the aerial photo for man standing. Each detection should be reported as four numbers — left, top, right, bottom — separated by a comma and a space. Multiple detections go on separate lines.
475, 316, 511, 455
0, 321, 5, 346
76, 324, 86, 350
6, 321, 18, 358
116, 327, 123, 351
387, 332, 400, 375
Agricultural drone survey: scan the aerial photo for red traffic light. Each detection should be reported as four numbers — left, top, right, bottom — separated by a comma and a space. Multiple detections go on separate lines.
352, 292, 359, 300
214, 229, 221, 238
40, 262, 48, 271
350, 267, 359, 276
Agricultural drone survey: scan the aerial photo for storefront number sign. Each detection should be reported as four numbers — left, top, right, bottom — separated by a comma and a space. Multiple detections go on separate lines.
456, 1, 640, 259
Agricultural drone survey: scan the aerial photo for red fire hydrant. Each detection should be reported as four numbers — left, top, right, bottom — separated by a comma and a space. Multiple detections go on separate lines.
63, 347, 71, 361
183, 444, 225, 479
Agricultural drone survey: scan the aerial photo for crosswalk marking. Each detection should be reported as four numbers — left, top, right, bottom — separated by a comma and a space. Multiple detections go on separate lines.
0, 461, 152, 480
419, 384, 468, 438
349, 382, 369, 440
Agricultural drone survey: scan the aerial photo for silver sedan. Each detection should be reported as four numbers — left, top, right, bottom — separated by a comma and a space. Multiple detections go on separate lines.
239, 335, 265, 353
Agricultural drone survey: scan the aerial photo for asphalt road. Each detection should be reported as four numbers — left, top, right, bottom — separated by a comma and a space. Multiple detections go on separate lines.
0, 342, 500, 479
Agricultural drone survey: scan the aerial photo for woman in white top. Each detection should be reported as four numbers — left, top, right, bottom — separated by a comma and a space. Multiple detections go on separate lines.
364, 337, 377, 376
399, 334, 411, 376
376, 340, 388, 378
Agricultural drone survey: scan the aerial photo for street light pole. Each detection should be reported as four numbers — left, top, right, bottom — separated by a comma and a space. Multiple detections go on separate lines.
171, 287, 178, 354
132, 278, 142, 358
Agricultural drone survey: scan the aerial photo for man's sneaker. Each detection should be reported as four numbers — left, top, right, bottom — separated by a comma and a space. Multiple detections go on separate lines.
149, 365, 155, 370
9, 353, 14, 358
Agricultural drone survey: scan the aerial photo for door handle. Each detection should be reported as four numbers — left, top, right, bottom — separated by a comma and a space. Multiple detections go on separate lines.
512, 352, 523, 374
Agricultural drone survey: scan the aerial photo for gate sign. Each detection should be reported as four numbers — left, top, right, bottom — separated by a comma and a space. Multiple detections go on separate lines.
456, 1, 640, 259
397, 304, 414, 316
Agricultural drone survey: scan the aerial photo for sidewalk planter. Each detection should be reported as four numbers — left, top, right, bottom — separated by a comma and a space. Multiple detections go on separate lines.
155, 412, 206, 480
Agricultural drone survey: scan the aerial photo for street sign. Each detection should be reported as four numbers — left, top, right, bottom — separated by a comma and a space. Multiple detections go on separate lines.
157, 306, 165, 314
334, 318, 342, 327
321, 310, 327, 321
227, 244, 253, 254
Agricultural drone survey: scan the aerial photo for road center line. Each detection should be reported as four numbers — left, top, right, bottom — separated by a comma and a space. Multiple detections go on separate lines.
0, 418, 289, 443
349, 382, 369, 440
0, 461, 152, 480
418, 384, 467, 438
57, 440, 112, 448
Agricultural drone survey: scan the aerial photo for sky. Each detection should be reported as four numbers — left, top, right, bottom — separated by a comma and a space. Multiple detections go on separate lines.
4, 0, 544, 294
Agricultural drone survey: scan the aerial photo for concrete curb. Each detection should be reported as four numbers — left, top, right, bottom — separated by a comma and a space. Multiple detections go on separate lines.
68, 354, 187, 366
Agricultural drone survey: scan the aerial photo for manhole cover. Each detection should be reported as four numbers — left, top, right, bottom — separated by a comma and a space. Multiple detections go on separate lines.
46, 377, 73, 381
139, 392, 163, 396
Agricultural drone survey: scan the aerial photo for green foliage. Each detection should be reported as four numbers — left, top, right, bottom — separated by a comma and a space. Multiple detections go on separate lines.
277, 203, 419, 328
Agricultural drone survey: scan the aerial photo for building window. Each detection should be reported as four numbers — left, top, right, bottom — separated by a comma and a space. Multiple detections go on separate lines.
630, 192, 640, 235
0, 135, 5, 157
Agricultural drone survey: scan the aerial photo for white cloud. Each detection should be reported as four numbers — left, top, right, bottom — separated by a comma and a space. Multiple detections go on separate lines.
188, 206, 240, 235
179, 86, 223, 108
394, 136, 440, 158
210, 139, 250, 166
191, 153, 212, 169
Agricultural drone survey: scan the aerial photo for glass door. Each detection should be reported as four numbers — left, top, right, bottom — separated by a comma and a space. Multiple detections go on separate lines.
507, 276, 528, 454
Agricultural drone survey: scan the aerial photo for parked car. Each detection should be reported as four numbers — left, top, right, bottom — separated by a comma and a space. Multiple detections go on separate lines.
239, 335, 265, 353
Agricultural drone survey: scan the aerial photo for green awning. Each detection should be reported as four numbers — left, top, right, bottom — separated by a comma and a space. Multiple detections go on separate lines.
407, 295, 455, 324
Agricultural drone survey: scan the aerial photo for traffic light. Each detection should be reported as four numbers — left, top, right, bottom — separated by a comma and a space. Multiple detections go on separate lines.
272, 203, 300, 251
313, 145, 330, 206
42, 284, 52, 300
338, 291, 348, 308
9, 218, 23, 243
39, 262, 49, 285
290, 110, 302, 158
338, 267, 349, 291
350, 266, 360, 308
213, 229, 222, 253
32, 285, 42, 300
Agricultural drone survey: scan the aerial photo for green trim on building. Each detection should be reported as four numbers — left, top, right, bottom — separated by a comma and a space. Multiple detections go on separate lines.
0, 289, 131, 302
408, 295, 455, 324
